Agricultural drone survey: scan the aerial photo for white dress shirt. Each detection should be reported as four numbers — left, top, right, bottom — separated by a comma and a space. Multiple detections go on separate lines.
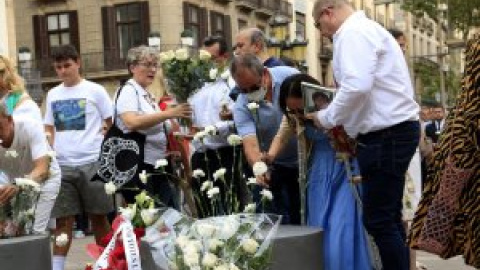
189, 75, 235, 152
316, 11, 419, 138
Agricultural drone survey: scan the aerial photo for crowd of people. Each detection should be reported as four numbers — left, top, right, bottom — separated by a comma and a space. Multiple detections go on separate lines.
0, 0, 478, 269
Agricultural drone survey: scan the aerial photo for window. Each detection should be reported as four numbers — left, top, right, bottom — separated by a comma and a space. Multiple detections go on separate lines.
183, 3, 207, 48
116, 3, 143, 58
210, 11, 232, 48
295, 12, 306, 40
101, 2, 149, 69
33, 11, 79, 59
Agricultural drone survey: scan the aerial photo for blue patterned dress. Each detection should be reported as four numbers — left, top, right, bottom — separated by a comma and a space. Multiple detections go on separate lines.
305, 125, 371, 270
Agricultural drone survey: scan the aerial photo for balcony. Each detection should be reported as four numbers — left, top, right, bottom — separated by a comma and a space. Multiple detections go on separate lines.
32, 50, 127, 82
256, 0, 275, 18
212, 0, 232, 4
235, 0, 258, 11
279, 0, 293, 19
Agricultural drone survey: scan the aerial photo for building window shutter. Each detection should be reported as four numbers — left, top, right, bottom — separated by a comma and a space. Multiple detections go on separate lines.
183, 2, 189, 31
223, 14, 232, 50
33, 15, 49, 59
68, 11, 80, 52
139, 1, 150, 46
199, 7, 208, 47
101, 6, 118, 70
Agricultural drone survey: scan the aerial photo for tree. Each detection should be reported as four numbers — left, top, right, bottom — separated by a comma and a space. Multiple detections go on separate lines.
402, 0, 480, 39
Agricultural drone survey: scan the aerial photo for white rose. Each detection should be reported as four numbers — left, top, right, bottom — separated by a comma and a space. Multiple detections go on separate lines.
207, 187, 220, 199
192, 169, 206, 179
227, 134, 242, 146
247, 102, 259, 111
208, 238, 224, 251
200, 180, 213, 192
252, 161, 268, 176
175, 235, 190, 248
55, 233, 69, 247
155, 158, 168, 169
260, 188, 273, 201
199, 49, 212, 61
159, 50, 175, 63
140, 208, 158, 226
220, 70, 230, 80
202, 252, 218, 267
204, 125, 217, 136
175, 48, 189, 61
183, 251, 199, 267
247, 177, 257, 185
104, 181, 117, 195
196, 223, 216, 237
213, 168, 226, 181
119, 205, 136, 221
209, 68, 218, 80
243, 203, 256, 213
139, 170, 148, 184
5, 150, 18, 158
242, 238, 259, 254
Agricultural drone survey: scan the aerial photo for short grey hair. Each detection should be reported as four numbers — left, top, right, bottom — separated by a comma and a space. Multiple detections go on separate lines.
126, 45, 158, 68
230, 53, 264, 78
313, 0, 349, 16
250, 28, 268, 51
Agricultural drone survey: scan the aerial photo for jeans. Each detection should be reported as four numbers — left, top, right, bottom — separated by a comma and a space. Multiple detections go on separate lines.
357, 121, 420, 270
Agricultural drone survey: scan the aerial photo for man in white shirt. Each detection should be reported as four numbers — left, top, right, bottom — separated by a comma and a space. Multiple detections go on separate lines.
189, 36, 241, 216
312, 1, 420, 269
0, 101, 61, 233
44, 45, 114, 270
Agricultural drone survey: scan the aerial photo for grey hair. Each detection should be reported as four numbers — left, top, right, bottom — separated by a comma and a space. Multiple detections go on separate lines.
230, 53, 264, 78
250, 28, 268, 51
313, 0, 350, 16
126, 45, 158, 70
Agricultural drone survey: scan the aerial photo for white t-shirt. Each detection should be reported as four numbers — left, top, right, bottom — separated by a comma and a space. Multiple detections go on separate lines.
0, 117, 61, 190
14, 99, 43, 123
115, 79, 167, 166
44, 79, 113, 166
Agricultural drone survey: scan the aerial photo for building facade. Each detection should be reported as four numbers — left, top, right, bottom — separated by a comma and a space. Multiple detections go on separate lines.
0, 0, 17, 58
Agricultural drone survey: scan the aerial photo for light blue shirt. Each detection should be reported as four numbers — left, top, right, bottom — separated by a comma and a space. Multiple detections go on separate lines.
233, 66, 299, 167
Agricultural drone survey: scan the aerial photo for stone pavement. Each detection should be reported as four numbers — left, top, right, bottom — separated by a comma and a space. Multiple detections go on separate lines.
65, 236, 477, 270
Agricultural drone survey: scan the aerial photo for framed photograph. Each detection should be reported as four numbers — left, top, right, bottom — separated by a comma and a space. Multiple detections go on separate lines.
301, 82, 336, 114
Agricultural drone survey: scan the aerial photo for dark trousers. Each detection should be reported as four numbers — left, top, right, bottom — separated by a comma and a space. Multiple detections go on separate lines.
252, 164, 301, 225
191, 146, 246, 217
121, 162, 179, 209
357, 121, 420, 270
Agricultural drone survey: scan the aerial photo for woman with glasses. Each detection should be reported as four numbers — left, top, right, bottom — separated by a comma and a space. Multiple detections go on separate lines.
265, 73, 371, 270
115, 45, 192, 207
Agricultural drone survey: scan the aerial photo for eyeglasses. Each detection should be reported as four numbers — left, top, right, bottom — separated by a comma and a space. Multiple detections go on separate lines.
138, 62, 158, 69
314, 6, 332, 29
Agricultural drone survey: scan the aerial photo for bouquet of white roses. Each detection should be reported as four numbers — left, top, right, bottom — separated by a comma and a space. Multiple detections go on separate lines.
144, 209, 281, 270
0, 177, 41, 237
160, 48, 217, 103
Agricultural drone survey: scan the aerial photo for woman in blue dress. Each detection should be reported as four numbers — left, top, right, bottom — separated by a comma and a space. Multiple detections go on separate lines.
265, 74, 372, 270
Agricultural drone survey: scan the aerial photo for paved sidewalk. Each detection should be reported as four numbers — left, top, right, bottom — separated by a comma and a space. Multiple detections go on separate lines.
65, 236, 476, 270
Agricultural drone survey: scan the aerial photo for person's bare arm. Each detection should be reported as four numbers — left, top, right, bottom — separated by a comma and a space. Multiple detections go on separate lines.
45, 125, 55, 146
120, 104, 191, 131
0, 185, 18, 206
27, 156, 50, 184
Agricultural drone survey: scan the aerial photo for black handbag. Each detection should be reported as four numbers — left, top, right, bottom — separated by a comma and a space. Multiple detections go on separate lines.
94, 82, 146, 188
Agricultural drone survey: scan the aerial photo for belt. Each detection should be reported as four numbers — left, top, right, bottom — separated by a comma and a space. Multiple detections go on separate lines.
357, 120, 419, 142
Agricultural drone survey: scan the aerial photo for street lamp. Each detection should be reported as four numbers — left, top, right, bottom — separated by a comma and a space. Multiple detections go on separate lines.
148, 32, 161, 51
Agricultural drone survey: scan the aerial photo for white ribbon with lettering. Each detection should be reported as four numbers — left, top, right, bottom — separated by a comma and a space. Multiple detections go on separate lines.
93, 220, 142, 270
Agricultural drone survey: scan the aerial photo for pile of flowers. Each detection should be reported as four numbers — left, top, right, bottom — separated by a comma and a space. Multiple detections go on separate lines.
160, 48, 217, 103
0, 177, 41, 237
144, 209, 281, 270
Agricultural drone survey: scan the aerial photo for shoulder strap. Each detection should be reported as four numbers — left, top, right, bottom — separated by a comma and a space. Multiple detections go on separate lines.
113, 81, 140, 126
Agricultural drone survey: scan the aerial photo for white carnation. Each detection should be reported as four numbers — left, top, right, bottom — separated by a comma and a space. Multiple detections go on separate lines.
260, 188, 273, 201
55, 233, 69, 247
193, 131, 207, 142
204, 125, 217, 135
184, 251, 199, 267
119, 205, 136, 221
202, 252, 218, 267
175, 48, 189, 61
196, 223, 217, 237
229, 263, 240, 270
244, 203, 256, 213
220, 70, 230, 80
247, 102, 259, 111
104, 181, 117, 195
209, 68, 218, 80
247, 177, 257, 185
139, 170, 148, 184
208, 238, 224, 251
242, 238, 259, 254
198, 49, 212, 61
140, 208, 158, 226
175, 235, 190, 248
213, 168, 226, 181
15, 178, 40, 191
155, 158, 168, 169
207, 187, 220, 199
227, 134, 242, 146
214, 265, 229, 270
192, 169, 206, 179
200, 180, 213, 192
252, 161, 268, 176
